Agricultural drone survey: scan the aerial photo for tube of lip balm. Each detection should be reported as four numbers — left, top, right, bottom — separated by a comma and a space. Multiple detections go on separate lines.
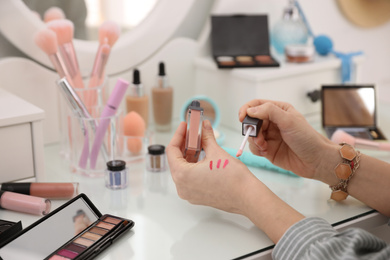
0, 183, 79, 199
0, 191, 51, 215
184, 100, 204, 163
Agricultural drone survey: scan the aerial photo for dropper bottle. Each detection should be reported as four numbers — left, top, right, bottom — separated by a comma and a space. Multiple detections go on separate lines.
151, 62, 173, 131
126, 68, 149, 127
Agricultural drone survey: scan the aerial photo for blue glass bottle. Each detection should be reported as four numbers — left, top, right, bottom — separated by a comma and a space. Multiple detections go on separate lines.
271, 0, 308, 54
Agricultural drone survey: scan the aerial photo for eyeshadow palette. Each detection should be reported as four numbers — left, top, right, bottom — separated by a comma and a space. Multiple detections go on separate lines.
0, 194, 135, 260
211, 15, 279, 69
0, 219, 22, 248
46, 214, 132, 260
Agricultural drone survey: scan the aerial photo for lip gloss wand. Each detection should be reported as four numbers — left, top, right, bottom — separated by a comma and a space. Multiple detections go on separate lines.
236, 126, 254, 157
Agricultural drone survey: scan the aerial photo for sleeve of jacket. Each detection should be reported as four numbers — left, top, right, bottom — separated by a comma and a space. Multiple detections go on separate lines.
272, 217, 390, 260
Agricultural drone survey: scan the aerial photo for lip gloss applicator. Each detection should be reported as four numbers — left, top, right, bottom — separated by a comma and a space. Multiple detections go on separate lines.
236, 116, 263, 157
0, 182, 79, 199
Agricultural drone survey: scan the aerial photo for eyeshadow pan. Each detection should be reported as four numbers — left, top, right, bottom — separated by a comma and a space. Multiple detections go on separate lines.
58, 249, 78, 259
74, 237, 94, 247
90, 226, 109, 236
216, 56, 236, 66
103, 216, 122, 225
96, 221, 115, 230
82, 231, 102, 241
48, 255, 69, 260
65, 243, 86, 254
255, 55, 273, 64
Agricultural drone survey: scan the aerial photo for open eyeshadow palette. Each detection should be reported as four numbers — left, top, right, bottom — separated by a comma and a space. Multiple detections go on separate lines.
211, 15, 279, 69
0, 194, 134, 260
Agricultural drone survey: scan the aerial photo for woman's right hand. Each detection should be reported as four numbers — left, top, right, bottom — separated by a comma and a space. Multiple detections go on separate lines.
238, 99, 339, 182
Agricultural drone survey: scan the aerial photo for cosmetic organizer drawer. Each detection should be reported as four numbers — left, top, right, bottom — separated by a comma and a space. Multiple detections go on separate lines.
0, 88, 45, 182
194, 55, 364, 132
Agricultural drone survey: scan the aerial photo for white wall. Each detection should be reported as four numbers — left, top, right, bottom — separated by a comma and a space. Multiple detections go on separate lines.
212, 0, 390, 101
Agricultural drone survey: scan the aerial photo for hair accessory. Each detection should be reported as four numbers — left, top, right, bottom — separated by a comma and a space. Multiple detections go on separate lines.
330, 143, 361, 201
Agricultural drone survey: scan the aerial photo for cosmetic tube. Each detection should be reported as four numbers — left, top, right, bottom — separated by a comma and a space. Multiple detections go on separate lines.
0, 191, 51, 216
90, 79, 129, 169
146, 145, 167, 172
184, 100, 204, 163
126, 69, 149, 127
0, 183, 79, 199
152, 62, 173, 132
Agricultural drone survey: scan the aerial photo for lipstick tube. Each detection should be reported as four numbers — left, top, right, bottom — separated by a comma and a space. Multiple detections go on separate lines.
184, 100, 204, 162
0, 183, 79, 199
0, 191, 51, 216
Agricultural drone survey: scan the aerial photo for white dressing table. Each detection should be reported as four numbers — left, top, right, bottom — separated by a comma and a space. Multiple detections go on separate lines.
1, 109, 389, 259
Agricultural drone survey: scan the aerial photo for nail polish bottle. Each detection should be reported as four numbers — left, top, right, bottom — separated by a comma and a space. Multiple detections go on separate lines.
105, 160, 128, 189
126, 69, 149, 127
151, 62, 173, 132
184, 100, 204, 163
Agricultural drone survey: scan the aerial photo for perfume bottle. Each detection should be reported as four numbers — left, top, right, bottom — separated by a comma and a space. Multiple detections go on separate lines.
271, 0, 308, 54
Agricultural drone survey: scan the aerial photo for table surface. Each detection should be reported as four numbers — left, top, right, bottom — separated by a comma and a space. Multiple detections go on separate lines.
1, 107, 390, 260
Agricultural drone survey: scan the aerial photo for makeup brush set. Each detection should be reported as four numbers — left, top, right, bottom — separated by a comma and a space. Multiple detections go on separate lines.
34, 12, 130, 174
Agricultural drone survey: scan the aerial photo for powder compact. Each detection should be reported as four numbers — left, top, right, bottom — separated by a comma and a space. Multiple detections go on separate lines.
211, 15, 279, 69
0, 193, 134, 260
285, 44, 315, 63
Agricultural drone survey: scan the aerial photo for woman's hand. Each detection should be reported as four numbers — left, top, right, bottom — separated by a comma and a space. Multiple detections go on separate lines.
166, 120, 261, 215
238, 99, 339, 181
166, 119, 305, 242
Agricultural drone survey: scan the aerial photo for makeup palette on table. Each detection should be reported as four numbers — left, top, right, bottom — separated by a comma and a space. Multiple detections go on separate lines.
211, 15, 279, 69
0, 194, 134, 260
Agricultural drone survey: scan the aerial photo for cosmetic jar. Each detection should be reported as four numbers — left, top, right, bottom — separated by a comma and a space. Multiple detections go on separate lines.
105, 160, 128, 189
285, 44, 314, 63
146, 145, 167, 172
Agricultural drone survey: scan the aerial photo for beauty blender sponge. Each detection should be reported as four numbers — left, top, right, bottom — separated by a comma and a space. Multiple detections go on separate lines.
124, 111, 145, 154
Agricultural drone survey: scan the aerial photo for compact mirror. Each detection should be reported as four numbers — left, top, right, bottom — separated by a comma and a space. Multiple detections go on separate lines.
180, 95, 225, 145
0, 194, 100, 260
321, 85, 386, 140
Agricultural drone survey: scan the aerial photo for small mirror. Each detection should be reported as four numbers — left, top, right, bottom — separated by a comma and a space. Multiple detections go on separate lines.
0, 195, 99, 259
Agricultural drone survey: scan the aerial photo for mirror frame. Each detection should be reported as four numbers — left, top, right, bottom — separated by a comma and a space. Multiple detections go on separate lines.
0, 0, 198, 75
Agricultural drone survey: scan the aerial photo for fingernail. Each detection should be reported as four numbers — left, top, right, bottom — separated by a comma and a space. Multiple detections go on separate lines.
203, 120, 212, 130
247, 107, 256, 113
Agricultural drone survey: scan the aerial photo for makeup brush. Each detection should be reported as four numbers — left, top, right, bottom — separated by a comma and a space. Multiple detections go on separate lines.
331, 129, 390, 151
89, 21, 121, 86
85, 21, 121, 108
47, 19, 84, 89
44, 6, 66, 23
34, 28, 74, 87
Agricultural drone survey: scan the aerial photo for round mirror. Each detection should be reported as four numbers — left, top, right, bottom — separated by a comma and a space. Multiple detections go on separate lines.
180, 95, 225, 145
0, 0, 209, 75
21, 0, 158, 41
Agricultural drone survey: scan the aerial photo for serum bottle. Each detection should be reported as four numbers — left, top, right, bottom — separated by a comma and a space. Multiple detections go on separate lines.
152, 62, 173, 132
126, 69, 149, 127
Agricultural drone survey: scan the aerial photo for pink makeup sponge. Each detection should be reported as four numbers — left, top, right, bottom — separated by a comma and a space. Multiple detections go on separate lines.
124, 111, 145, 154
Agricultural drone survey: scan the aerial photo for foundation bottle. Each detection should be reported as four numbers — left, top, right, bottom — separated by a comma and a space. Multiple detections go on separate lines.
151, 62, 173, 131
126, 69, 149, 127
